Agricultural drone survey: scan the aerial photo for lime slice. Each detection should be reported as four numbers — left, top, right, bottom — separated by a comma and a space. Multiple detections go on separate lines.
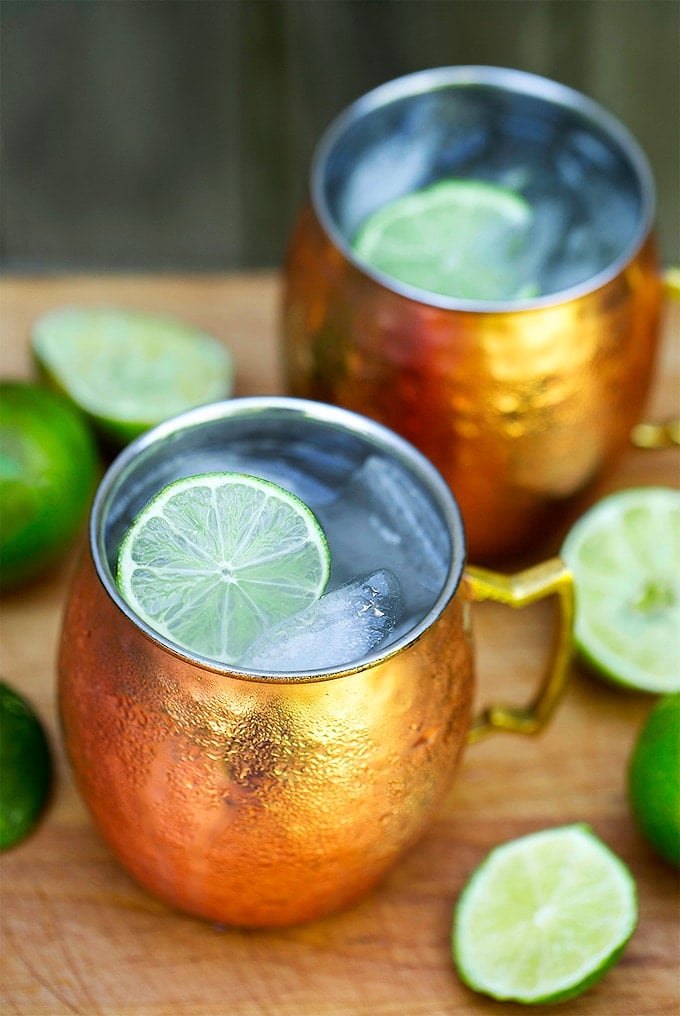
352, 178, 537, 301
561, 487, 680, 693
628, 693, 680, 867
117, 473, 331, 664
1, 681, 52, 851
32, 306, 234, 446
452, 824, 638, 1004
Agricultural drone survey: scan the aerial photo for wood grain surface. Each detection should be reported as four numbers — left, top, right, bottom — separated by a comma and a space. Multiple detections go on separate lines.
1, 273, 678, 1016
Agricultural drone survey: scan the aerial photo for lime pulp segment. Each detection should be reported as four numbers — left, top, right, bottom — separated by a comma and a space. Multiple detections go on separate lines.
561, 487, 680, 693
452, 824, 638, 1004
32, 306, 233, 442
352, 178, 537, 302
116, 473, 331, 665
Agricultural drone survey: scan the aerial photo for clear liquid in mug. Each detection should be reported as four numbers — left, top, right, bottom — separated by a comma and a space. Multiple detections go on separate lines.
110, 434, 451, 673
335, 85, 643, 301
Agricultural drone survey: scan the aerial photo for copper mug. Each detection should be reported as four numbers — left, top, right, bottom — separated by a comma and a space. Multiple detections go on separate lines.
58, 397, 573, 928
282, 66, 663, 562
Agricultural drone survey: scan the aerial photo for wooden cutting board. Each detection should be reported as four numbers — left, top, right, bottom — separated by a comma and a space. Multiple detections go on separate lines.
1, 273, 678, 1016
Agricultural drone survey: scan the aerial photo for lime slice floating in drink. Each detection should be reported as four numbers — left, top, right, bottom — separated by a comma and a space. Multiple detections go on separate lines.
352, 178, 537, 301
561, 487, 680, 693
1, 681, 52, 851
117, 473, 331, 664
32, 306, 234, 447
452, 824, 638, 1004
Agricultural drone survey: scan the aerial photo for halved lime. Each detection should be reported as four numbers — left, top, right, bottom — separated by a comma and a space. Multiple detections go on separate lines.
1, 681, 52, 851
452, 824, 638, 1004
352, 178, 537, 301
117, 473, 331, 664
32, 306, 234, 446
561, 487, 680, 693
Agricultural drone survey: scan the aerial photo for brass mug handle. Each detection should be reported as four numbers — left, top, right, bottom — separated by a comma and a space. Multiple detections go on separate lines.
664, 266, 680, 299
631, 266, 680, 450
631, 419, 680, 449
464, 557, 574, 743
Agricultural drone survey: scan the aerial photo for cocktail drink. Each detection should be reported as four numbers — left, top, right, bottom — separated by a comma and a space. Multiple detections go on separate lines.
112, 407, 457, 672
283, 66, 663, 561
59, 397, 573, 927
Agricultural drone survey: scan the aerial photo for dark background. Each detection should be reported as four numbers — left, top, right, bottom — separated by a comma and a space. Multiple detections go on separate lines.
2, 0, 678, 274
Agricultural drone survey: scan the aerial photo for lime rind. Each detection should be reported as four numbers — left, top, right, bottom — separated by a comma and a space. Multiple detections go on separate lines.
32, 306, 234, 444
352, 178, 537, 302
117, 473, 331, 664
561, 487, 680, 694
452, 824, 638, 1004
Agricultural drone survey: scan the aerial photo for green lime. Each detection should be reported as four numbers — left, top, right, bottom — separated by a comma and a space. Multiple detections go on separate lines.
32, 306, 234, 446
0, 381, 99, 590
0, 681, 52, 851
628, 693, 680, 867
452, 824, 638, 1005
352, 178, 537, 301
116, 473, 331, 664
560, 487, 680, 693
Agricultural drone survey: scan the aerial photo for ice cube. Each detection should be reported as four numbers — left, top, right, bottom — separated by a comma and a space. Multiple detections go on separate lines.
341, 132, 436, 239
317, 455, 450, 616
539, 132, 640, 294
167, 449, 339, 508
521, 195, 570, 294
239, 569, 403, 672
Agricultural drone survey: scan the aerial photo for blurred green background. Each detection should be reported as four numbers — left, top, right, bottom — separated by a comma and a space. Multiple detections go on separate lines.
2, 0, 678, 273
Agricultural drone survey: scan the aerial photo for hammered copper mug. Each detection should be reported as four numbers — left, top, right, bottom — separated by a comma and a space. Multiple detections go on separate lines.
58, 397, 573, 928
282, 66, 664, 562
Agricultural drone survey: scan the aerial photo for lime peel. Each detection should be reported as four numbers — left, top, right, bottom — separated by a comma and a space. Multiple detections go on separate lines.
116, 472, 331, 665
452, 824, 638, 1004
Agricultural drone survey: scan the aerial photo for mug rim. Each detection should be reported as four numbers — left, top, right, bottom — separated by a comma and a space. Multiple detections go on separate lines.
310, 64, 657, 313
90, 396, 467, 682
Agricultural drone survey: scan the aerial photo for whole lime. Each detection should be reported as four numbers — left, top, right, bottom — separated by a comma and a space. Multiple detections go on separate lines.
0, 381, 99, 589
628, 694, 680, 867
0, 680, 52, 850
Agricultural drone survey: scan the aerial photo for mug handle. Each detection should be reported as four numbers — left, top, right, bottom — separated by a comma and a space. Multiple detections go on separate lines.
631, 266, 680, 449
464, 557, 574, 743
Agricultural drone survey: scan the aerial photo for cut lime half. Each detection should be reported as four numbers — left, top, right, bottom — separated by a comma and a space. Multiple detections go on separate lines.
352, 178, 537, 302
561, 487, 680, 693
117, 473, 331, 665
452, 824, 638, 1005
32, 306, 234, 446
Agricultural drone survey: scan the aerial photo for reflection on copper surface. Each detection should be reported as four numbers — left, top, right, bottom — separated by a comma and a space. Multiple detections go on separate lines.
59, 554, 473, 927
283, 205, 662, 561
